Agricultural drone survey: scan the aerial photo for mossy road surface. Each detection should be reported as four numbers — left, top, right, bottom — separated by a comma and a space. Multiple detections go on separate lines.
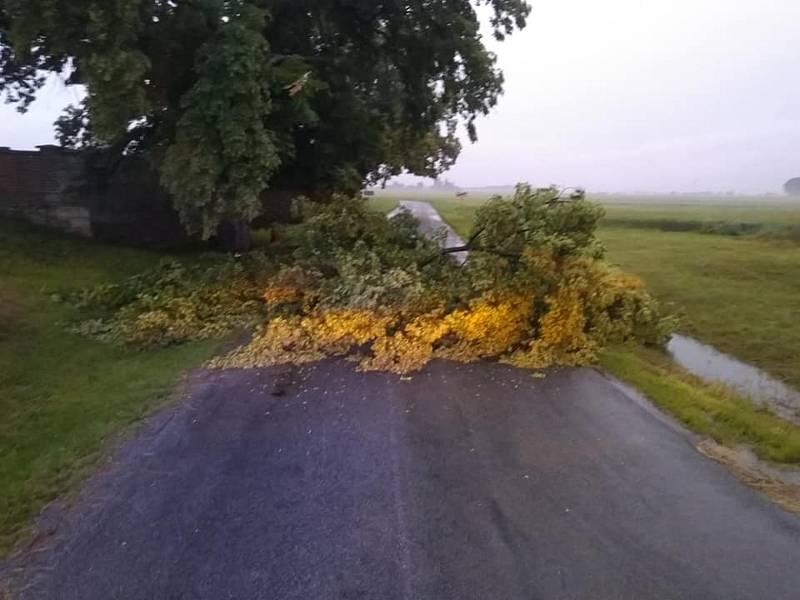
6, 360, 800, 599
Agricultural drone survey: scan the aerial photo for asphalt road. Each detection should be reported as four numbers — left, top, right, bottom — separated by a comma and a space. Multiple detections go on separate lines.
6, 360, 800, 599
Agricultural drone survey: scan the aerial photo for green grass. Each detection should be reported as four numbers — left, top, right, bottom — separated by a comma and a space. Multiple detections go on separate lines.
600, 228, 800, 389
601, 201, 800, 226
599, 200, 800, 239
600, 346, 800, 464
364, 195, 399, 214
0, 221, 219, 555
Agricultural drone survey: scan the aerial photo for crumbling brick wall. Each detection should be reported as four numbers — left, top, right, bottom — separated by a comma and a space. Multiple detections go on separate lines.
0, 145, 298, 248
0, 146, 188, 246
0, 145, 92, 236
88, 155, 188, 247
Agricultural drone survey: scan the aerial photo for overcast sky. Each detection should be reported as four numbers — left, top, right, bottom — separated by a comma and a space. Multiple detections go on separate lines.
1, 0, 798, 193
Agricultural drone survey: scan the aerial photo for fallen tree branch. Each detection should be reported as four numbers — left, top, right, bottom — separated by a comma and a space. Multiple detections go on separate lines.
421, 225, 482, 266
420, 223, 531, 266
424, 243, 522, 266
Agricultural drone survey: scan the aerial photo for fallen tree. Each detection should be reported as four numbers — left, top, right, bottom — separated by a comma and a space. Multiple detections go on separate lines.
71, 185, 672, 374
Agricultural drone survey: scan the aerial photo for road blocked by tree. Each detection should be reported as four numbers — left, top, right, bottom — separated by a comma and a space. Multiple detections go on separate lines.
70, 186, 670, 373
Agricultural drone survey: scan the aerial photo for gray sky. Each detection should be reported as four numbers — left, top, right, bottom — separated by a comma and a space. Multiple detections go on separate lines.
1, 0, 798, 193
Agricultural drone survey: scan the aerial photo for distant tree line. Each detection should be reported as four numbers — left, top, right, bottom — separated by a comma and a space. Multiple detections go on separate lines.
784, 178, 800, 196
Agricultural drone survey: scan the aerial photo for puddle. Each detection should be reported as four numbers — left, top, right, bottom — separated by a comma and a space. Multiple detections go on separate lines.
667, 334, 800, 423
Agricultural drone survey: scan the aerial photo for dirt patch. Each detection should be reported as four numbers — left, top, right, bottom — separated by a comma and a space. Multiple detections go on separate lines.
697, 440, 800, 513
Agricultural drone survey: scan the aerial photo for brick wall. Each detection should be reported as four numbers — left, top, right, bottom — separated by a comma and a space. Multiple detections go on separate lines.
88, 155, 188, 247
0, 146, 189, 246
0, 145, 92, 236
0, 145, 298, 248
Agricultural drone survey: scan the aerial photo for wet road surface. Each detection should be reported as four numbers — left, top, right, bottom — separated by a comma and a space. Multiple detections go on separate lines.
6, 360, 800, 599
388, 200, 468, 264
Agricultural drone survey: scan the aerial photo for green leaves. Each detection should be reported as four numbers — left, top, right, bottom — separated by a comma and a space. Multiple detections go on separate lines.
161, 5, 280, 238
1, 0, 532, 234
472, 184, 606, 260
54, 101, 96, 149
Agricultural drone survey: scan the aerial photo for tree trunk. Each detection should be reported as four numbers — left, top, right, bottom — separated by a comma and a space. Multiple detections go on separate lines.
216, 219, 252, 253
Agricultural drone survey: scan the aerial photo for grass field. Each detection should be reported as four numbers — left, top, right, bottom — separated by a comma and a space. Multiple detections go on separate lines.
600, 228, 800, 389
598, 199, 799, 390
373, 192, 800, 231
373, 194, 800, 390
601, 201, 800, 226
600, 199, 800, 239
0, 221, 219, 555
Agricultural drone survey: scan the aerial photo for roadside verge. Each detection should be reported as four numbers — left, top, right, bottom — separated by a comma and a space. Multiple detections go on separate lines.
601, 345, 800, 512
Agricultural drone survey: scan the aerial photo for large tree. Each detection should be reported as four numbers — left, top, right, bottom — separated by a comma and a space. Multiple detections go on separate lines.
0, 0, 529, 238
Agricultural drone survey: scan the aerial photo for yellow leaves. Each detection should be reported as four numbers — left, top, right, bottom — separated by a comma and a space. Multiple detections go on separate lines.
215, 295, 534, 374
361, 332, 436, 374
211, 317, 322, 369
363, 310, 449, 373
263, 286, 301, 306
507, 285, 595, 369
307, 310, 396, 349
439, 294, 531, 361
539, 286, 588, 349
402, 311, 451, 344
212, 310, 396, 370
262, 265, 321, 308
213, 253, 667, 374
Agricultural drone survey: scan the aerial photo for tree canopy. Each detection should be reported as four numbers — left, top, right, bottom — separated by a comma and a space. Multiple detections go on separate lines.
0, 0, 530, 237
